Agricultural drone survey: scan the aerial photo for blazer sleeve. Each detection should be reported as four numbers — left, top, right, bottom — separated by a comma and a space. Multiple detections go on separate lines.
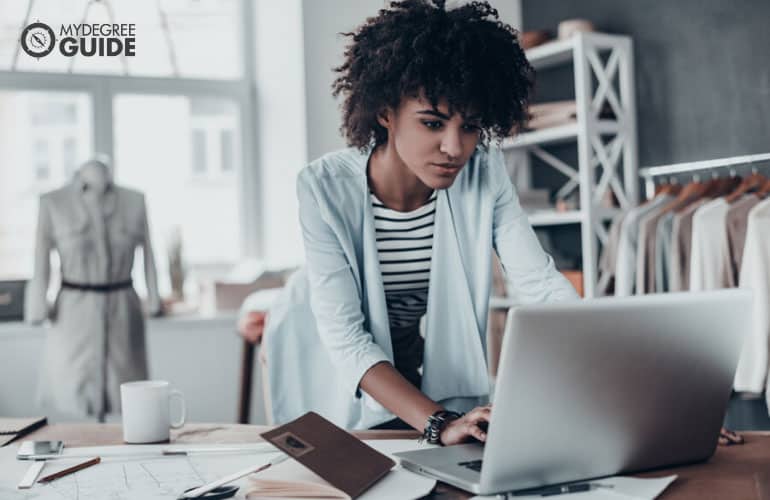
297, 170, 390, 398
24, 196, 53, 324
489, 148, 580, 304
139, 196, 162, 315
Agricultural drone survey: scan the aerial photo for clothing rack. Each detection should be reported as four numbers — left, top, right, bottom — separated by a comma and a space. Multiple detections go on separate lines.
638, 152, 770, 200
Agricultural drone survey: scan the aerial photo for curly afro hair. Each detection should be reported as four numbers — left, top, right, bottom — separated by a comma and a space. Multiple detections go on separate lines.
332, 0, 534, 150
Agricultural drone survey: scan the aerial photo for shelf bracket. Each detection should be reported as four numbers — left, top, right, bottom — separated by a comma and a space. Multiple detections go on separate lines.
589, 48, 622, 121
591, 133, 627, 207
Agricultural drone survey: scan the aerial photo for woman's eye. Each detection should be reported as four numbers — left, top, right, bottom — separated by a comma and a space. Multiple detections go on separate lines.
423, 120, 443, 130
463, 124, 481, 132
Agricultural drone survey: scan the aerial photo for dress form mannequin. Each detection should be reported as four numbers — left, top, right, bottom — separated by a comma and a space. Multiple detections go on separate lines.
26, 154, 162, 420
78, 157, 111, 195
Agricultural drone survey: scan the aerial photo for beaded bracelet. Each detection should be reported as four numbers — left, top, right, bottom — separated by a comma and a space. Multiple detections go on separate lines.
420, 410, 463, 445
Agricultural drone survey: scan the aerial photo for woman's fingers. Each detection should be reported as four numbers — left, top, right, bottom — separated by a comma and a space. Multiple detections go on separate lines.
467, 406, 491, 419
238, 321, 265, 343
438, 406, 493, 445
720, 427, 743, 445
718, 427, 744, 446
466, 420, 487, 442
466, 406, 491, 441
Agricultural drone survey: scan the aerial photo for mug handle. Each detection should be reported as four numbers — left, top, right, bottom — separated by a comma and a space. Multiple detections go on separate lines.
169, 389, 186, 429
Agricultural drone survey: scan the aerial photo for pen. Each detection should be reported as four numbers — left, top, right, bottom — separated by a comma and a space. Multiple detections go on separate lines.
37, 457, 101, 483
510, 482, 613, 497
539, 483, 591, 496
181, 453, 288, 499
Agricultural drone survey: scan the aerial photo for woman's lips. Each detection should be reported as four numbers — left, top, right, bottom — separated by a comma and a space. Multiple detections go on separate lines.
432, 163, 462, 175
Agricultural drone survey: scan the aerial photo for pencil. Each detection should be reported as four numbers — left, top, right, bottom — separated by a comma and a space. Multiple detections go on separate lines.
37, 457, 101, 483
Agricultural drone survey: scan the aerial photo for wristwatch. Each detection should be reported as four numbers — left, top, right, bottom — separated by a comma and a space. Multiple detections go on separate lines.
421, 410, 463, 445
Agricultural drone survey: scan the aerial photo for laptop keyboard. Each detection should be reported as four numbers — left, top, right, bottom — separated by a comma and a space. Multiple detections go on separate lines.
458, 459, 483, 472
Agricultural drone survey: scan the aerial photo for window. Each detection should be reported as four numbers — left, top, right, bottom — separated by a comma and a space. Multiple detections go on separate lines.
33, 139, 50, 180
0, 91, 93, 279
189, 98, 238, 178
221, 129, 234, 173
114, 94, 241, 298
191, 129, 207, 174
62, 137, 77, 177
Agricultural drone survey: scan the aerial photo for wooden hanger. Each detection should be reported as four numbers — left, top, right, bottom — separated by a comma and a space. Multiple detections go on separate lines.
656, 181, 682, 196
724, 167, 767, 203
756, 177, 770, 199
703, 174, 742, 198
664, 176, 711, 214
654, 183, 667, 196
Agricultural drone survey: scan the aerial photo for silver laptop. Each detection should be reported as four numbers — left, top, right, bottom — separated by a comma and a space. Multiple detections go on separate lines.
394, 289, 750, 495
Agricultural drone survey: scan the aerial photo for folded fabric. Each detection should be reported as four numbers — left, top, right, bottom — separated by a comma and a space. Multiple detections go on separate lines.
524, 101, 615, 131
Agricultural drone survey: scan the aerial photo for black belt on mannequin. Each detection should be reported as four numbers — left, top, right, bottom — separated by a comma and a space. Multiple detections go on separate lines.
61, 279, 133, 292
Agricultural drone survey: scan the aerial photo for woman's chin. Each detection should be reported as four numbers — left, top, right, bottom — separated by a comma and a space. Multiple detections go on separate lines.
429, 176, 458, 190
423, 171, 461, 190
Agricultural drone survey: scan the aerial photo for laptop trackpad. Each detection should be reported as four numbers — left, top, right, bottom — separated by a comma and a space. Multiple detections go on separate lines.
396, 442, 485, 469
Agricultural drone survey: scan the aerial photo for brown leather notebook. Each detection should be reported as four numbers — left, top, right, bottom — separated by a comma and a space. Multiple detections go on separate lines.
259, 412, 395, 499
0, 417, 47, 447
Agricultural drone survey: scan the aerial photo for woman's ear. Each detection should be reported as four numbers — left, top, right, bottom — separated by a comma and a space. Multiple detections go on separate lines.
376, 108, 392, 129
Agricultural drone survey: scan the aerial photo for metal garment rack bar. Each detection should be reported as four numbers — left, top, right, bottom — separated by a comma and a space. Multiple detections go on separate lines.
638, 152, 770, 200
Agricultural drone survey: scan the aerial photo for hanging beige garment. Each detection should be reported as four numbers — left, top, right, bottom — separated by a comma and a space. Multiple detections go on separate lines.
669, 198, 708, 292
25, 174, 160, 417
721, 195, 759, 287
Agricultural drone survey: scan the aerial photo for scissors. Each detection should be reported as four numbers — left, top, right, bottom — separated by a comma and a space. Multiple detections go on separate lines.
178, 485, 239, 500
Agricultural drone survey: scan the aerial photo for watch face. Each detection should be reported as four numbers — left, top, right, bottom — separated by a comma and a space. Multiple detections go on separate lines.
21, 22, 56, 58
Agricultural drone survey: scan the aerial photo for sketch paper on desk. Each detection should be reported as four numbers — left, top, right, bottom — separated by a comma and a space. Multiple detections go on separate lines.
0, 440, 435, 500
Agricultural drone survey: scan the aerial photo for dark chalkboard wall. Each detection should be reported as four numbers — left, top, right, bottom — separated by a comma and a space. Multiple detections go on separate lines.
522, 0, 770, 167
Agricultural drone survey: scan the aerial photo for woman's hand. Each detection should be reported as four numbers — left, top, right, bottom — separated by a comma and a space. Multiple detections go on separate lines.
439, 405, 491, 446
718, 427, 743, 446
238, 311, 268, 344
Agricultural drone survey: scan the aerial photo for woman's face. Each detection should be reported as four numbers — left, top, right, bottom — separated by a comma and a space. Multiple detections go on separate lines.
379, 95, 481, 190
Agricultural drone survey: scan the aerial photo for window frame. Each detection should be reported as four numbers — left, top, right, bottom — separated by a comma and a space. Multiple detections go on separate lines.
0, 0, 262, 261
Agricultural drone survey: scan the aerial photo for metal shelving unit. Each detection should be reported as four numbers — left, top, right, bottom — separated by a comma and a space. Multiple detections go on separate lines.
503, 32, 639, 298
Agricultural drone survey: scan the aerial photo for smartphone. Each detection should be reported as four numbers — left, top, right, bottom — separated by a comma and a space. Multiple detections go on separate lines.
16, 440, 64, 460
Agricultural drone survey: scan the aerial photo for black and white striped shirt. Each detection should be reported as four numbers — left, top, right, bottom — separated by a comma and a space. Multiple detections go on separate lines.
371, 190, 436, 330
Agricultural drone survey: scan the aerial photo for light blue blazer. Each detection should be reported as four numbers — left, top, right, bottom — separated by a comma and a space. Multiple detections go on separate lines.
263, 146, 579, 429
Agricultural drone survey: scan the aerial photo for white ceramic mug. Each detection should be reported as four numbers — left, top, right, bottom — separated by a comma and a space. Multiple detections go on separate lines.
120, 380, 186, 443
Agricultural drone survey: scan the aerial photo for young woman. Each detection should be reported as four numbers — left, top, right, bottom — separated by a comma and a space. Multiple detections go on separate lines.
260, 0, 579, 446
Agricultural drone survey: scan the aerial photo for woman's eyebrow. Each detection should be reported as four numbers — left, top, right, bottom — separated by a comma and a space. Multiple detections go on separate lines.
416, 109, 450, 119
416, 109, 481, 122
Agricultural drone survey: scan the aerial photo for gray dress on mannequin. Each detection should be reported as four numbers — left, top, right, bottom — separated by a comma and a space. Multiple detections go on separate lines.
25, 160, 161, 418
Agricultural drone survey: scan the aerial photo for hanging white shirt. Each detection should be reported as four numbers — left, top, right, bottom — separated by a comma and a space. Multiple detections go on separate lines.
735, 198, 770, 395
689, 198, 730, 292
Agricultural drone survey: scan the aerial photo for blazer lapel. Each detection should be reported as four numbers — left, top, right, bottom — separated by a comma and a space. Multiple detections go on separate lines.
360, 160, 394, 361
422, 189, 489, 400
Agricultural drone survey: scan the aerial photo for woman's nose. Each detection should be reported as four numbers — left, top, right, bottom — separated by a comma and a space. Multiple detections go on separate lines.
440, 129, 462, 159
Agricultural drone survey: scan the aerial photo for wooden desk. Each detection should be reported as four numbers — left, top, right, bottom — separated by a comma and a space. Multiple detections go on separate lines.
26, 424, 770, 499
